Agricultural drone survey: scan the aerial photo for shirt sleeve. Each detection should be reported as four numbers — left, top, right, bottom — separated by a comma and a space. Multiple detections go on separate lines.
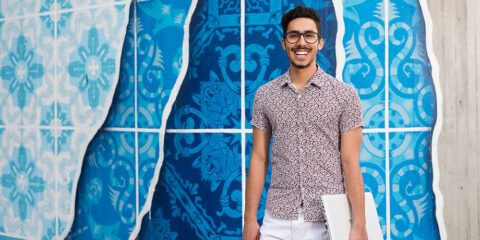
339, 85, 364, 133
250, 87, 272, 132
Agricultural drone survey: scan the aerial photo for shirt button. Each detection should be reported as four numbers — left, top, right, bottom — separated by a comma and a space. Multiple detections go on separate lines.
299, 148, 303, 153
297, 94, 301, 99
299, 129, 303, 134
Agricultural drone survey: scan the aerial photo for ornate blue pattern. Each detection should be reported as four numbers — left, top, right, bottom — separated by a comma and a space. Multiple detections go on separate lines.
67, 27, 116, 109
140, 133, 242, 239
1, 145, 46, 221
0, 0, 441, 239
1, 34, 44, 110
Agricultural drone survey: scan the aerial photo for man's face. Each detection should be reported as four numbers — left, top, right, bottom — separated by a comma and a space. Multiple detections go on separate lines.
282, 17, 324, 69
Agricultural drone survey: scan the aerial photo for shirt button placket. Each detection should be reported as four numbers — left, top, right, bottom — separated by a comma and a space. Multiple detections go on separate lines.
297, 92, 305, 205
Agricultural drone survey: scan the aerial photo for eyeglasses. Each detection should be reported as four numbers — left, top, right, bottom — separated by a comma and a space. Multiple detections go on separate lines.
284, 31, 321, 44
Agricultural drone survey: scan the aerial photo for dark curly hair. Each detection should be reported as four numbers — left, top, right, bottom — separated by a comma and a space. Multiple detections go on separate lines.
281, 6, 322, 38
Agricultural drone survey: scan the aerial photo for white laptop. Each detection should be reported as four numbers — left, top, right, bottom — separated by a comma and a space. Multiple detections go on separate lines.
321, 192, 383, 240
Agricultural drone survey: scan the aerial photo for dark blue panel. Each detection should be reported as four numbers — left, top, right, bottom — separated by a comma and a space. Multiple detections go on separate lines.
67, 131, 136, 239
139, 133, 242, 239
166, 0, 241, 129
136, 0, 192, 129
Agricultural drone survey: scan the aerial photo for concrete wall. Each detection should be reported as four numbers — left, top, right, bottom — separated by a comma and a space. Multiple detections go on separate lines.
427, 0, 480, 238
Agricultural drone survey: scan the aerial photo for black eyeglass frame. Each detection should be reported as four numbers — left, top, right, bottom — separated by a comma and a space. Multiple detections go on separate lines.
283, 31, 322, 44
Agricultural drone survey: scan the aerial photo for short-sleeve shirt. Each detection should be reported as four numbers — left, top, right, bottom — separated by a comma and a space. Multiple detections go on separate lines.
250, 66, 364, 221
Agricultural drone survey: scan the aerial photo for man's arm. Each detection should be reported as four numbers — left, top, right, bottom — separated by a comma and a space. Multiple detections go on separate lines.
242, 127, 272, 240
341, 126, 368, 240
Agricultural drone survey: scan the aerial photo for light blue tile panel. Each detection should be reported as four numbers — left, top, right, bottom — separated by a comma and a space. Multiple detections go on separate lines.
343, 0, 386, 129
57, 4, 129, 127
0, 1, 42, 19
388, 0, 435, 128
0, 0, 131, 239
0, 129, 55, 239
389, 131, 439, 239
0, 17, 54, 126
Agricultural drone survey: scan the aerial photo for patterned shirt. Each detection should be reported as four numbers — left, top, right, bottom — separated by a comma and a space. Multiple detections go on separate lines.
250, 66, 364, 221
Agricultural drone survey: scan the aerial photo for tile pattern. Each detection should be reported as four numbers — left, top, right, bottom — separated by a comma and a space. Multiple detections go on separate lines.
0, 0, 441, 239
0, 1, 131, 239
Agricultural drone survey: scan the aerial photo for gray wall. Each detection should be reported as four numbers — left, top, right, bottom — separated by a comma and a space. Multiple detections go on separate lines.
427, 0, 480, 238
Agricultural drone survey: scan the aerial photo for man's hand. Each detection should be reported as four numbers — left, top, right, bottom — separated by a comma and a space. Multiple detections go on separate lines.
242, 221, 261, 240
349, 224, 368, 240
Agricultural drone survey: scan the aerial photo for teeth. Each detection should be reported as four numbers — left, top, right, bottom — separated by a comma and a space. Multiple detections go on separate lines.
296, 51, 308, 55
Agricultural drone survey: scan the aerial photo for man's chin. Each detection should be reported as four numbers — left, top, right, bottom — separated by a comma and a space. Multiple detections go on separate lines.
290, 60, 313, 69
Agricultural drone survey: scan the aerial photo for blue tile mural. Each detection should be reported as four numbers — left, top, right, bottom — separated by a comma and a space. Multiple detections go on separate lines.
343, 0, 386, 129
139, 133, 243, 239
0, 0, 444, 239
388, 0, 435, 128
389, 131, 439, 239
166, 0, 241, 130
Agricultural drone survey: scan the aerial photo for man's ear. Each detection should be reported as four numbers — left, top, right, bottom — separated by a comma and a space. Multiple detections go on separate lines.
282, 38, 286, 51
317, 38, 324, 51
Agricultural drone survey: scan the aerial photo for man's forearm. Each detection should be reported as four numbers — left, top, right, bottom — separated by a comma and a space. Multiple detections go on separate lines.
244, 156, 268, 223
344, 161, 366, 226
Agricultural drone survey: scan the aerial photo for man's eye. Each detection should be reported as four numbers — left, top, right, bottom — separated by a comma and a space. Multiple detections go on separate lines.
305, 33, 316, 38
289, 33, 299, 38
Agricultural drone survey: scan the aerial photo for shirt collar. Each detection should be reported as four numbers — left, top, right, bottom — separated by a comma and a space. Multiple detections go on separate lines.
279, 64, 328, 89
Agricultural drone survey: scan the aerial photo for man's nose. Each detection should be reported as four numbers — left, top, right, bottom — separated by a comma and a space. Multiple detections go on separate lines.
297, 34, 308, 45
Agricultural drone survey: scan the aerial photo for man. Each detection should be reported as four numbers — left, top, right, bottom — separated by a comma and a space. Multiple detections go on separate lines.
242, 6, 368, 240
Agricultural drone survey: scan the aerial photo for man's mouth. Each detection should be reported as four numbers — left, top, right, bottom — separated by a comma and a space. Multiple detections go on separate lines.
293, 48, 311, 56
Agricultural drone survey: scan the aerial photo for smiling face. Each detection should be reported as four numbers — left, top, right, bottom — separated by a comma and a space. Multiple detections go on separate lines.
282, 17, 324, 70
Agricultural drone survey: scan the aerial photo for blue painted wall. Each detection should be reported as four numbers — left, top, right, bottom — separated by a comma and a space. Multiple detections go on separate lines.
0, 0, 440, 239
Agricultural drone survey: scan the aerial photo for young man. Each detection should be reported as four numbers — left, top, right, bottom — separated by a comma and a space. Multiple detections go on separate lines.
243, 6, 368, 240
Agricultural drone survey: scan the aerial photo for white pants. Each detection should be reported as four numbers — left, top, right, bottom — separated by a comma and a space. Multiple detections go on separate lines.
259, 207, 329, 240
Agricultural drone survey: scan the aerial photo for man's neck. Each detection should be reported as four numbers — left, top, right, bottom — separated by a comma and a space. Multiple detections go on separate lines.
289, 64, 317, 90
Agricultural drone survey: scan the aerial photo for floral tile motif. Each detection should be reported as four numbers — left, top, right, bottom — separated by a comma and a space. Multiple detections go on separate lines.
0, 129, 55, 239
0, 17, 54, 126
57, 4, 129, 127
0, 1, 42, 19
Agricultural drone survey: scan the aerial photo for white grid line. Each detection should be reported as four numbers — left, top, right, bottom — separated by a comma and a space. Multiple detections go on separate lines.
0, 1, 131, 22
384, 0, 391, 239
134, 0, 140, 226
54, 0, 59, 238
241, 0, 246, 230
